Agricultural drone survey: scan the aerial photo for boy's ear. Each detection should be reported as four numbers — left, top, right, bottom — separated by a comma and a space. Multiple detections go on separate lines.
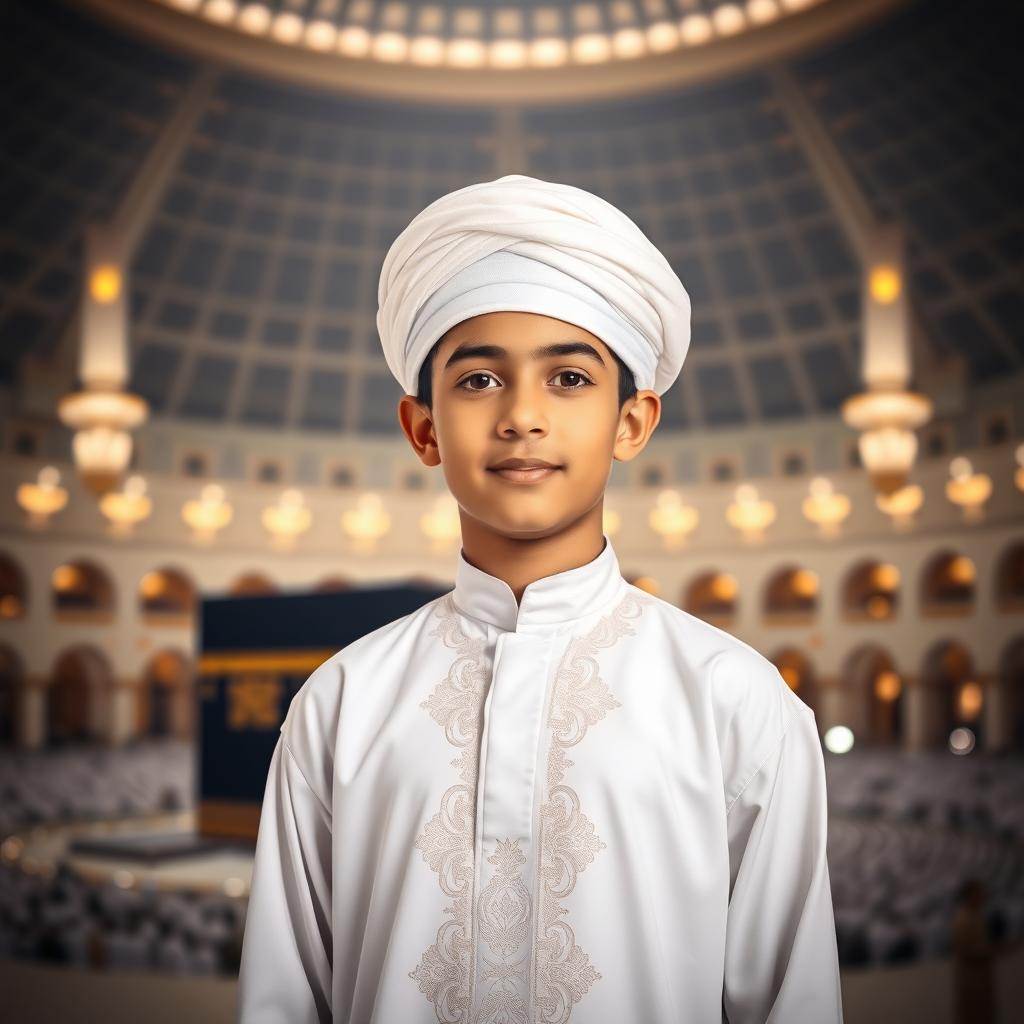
613, 390, 661, 463
398, 395, 441, 467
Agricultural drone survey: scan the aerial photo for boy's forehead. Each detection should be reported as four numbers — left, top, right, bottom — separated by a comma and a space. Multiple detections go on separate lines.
439, 311, 608, 353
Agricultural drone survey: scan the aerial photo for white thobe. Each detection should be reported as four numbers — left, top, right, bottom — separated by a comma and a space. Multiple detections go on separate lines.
237, 535, 843, 1023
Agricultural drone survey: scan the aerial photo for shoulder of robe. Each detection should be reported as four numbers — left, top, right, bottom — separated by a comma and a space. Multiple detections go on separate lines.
641, 593, 808, 806
280, 593, 450, 794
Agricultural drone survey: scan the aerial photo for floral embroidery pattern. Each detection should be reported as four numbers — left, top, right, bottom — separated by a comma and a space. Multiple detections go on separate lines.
474, 838, 533, 1024
410, 596, 492, 1023
412, 589, 647, 1024
531, 592, 646, 1023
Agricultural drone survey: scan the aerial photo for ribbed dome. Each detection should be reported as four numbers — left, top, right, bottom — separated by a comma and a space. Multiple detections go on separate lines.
1, 0, 1021, 436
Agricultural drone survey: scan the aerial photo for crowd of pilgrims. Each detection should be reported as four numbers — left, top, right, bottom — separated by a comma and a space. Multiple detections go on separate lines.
0, 739, 1022, 974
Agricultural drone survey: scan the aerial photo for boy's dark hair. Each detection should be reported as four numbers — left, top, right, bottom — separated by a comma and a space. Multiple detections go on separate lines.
415, 337, 638, 410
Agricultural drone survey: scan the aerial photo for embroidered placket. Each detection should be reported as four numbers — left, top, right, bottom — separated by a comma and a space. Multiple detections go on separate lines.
470, 631, 554, 1023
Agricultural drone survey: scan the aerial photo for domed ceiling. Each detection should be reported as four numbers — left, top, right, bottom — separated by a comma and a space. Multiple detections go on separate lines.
1, 0, 1021, 438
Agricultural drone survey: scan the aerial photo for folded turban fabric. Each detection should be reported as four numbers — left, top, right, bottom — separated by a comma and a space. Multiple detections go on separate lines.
376, 174, 691, 397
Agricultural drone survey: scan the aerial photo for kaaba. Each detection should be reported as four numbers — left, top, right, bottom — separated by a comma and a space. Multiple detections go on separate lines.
196, 582, 446, 841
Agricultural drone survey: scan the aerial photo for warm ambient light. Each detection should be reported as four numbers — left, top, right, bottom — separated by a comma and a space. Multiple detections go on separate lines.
420, 493, 461, 552
648, 489, 698, 548
871, 563, 900, 590
869, 265, 902, 304
52, 564, 81, 592
341, 492, 392, 553
947, 555, 975, 586
89, 265, 121, 304
801, 476, 851, 536
181, 483, 233, 543
710, 573, 738, 601
875, 483, 923, 530
99, 474, 152, 535
262, 489, 312, 548
945, 456, 992, 521
842, 389, 933, 496
958, 681, 983, 720
726, 484, 776, 543
790, 569, 819, 598
874, 671, 902, 702
139, 571, 167, 600
57, 388, 149, 495
16, 466, 69, 528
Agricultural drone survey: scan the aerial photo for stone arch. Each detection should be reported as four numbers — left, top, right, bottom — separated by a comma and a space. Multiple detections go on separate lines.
0, 644, 25, 745
768, 646, 819, 715
998, 636, 1024, 751
228, 572, 278, 596
0, 550, 28, 620
920, 640, 978, 749
762, 564, 820, 623
312, 575, 354, 592
840, 643, 904, 748
994, 540, 1024, 612
138, 566, 197, 620
137, 649, 195, 740
919, 549, 975, 617
682, 571, 738, 625
840, 557, 900, 621
47, 645, 115, 745
51, 558, 116, 620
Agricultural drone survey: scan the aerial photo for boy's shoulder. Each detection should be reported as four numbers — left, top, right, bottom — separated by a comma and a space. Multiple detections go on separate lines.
280, 590, 451, 754
631, 585, 808, 765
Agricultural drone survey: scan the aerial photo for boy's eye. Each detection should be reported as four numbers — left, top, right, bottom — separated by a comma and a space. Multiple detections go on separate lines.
458, 370, 594, 391
458, 372, 499, 391
553, 370, 592, 389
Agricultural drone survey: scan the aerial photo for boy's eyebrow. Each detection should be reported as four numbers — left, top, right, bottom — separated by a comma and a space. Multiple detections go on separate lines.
443, 340, 606, 370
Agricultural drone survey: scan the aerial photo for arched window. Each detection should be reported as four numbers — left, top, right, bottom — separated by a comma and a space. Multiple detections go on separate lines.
841, 559, 900, 621
920, 550, 975, 616
682, 571, 738, 623
138, 567, 197, 620
51, 560, 116, 620
763, 565, 819, 622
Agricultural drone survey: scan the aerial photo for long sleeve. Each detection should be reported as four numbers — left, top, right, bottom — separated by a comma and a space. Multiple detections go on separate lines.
721, 703, 843, 1024
237, 736, 333, 1024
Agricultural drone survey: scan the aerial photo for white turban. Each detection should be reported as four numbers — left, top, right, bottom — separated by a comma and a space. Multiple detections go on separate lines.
376, 174, 691, 397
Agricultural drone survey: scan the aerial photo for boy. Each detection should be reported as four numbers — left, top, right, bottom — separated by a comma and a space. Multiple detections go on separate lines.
237, 174, 843, 1023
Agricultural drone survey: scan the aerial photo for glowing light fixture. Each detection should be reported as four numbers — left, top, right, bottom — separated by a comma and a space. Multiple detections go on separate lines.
949, 727, 975, 755
341, 491, 392, 553
420, 493, 461, 552
801, 476, 851, 536
873, 670, 902, 702
842, 228, 933, 496
945, 456, 992, 521
16, 466, 69, 528
726, 483, 775, 543
875, 482, 923, 530
181, 483, 233, 543
99, 474, 152, 536
648, 488, 698, 548
824, 725, 854, 754
262, 488, 312, 548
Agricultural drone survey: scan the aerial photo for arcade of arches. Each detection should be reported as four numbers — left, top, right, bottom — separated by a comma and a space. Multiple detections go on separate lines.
0, 541, 1021, 750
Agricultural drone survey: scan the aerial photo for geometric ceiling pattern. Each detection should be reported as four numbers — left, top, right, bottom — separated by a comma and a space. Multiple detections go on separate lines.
109, 0, 841, 66
1, 0, 1021, 438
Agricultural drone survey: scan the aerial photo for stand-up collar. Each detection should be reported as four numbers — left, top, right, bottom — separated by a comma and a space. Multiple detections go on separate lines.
452, 534, 628, 634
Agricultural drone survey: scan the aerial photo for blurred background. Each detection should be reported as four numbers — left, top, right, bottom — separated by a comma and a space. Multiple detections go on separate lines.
1, 0, 1023, 1020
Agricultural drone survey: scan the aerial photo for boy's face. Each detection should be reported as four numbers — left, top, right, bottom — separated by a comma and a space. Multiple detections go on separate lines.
398, 310, 660, 541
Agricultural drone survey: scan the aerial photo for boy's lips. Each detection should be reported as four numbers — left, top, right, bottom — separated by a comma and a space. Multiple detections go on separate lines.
487, 459, 563, 484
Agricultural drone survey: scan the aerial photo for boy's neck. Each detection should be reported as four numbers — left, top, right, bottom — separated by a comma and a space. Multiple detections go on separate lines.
458, 509, 607, 605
